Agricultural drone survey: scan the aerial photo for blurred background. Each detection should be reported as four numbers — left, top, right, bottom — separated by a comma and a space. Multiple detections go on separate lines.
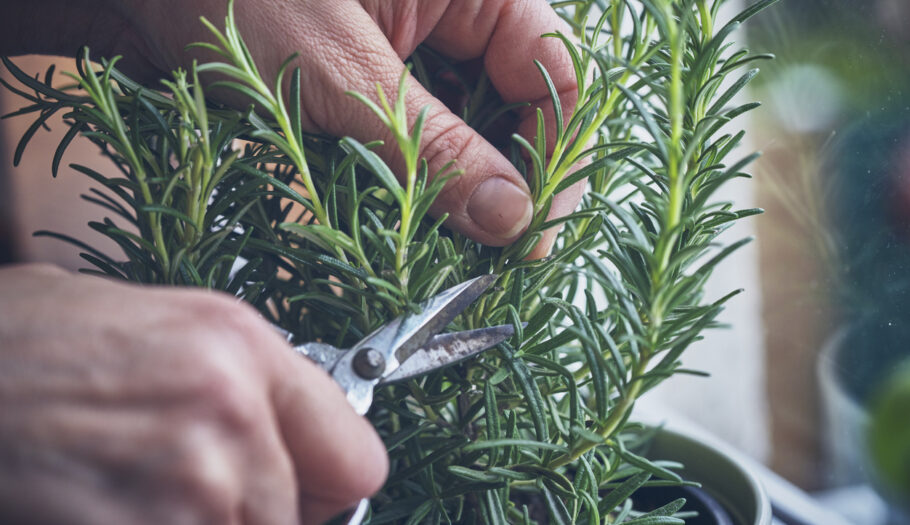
1, 1, 909, 523
640, 2, 910, 523
750, 0, 910, 520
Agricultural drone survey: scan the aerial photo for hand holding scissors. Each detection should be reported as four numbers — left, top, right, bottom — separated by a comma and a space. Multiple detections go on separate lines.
284, 274, 514, 523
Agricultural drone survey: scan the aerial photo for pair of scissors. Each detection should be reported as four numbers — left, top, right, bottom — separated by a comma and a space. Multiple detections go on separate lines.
285, 274, 515, 524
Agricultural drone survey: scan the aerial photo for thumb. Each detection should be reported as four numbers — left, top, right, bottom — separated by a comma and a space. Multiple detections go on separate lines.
402, 89, 535, 245
296, 6, 534, 246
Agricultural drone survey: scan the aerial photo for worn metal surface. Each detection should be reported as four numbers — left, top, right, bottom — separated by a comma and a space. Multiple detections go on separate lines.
379, 324, 516, 384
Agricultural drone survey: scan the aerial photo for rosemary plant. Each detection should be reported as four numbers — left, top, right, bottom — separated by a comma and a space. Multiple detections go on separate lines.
2, 0, 776, 522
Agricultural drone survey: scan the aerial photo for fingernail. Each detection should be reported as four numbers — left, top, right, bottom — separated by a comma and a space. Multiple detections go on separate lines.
467, 177, 533, 239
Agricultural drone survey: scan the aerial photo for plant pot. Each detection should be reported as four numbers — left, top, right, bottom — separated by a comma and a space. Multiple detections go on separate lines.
818, 327, 910, 524
818, 328, 870, 487
640, 427, 772, 525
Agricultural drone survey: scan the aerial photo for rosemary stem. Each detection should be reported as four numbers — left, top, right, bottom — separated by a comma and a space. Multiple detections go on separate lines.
547, 358, 650, 469
653, 10, 685, 287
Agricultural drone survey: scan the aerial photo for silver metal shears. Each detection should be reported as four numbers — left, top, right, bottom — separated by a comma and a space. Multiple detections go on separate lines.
283, 274, 514, 524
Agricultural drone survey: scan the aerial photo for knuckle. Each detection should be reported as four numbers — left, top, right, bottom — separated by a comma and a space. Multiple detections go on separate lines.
181, 291, 261, 334
188, 355, 261, 436
167, 426, 238, 521
422, 118, 475, 172
156, 291, 271, 436
171, 290, 269, 359
211, 388, 261, 437
422, 120, 482, 203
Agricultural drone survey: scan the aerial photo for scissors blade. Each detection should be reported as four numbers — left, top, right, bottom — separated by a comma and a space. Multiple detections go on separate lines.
330, 274, 498, 415
379, 324, 515, 384
352, 274, 499, 368
393, 273, 499, 364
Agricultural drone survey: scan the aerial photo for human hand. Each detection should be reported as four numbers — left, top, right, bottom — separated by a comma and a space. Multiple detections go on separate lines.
5, 0, 585, 258
0, 264, 388, 525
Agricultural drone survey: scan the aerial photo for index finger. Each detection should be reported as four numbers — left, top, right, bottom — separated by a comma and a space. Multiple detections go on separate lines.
256, 324, 388, 521
426, 1, 583, 258
426, 0, 579, 152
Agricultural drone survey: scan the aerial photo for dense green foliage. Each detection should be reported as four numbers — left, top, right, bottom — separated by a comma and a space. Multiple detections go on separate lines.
2, 0, 775, 522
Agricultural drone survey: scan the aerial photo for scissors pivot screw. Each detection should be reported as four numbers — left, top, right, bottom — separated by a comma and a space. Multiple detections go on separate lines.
352, 347, 386, 379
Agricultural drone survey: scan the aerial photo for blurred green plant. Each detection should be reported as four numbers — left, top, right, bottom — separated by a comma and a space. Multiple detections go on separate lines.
1, 0, 775, 521
868, 360, 910, 504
